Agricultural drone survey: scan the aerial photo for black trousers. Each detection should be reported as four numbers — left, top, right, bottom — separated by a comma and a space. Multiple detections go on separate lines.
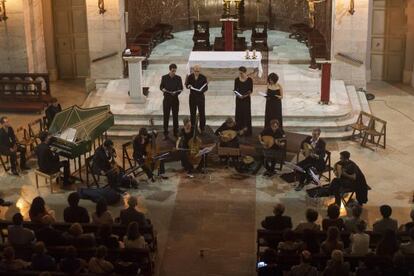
163, 97, 179, 136
42, 160, 70, 185
179, 151, 207, 173
189, 94, 206, 131
136, 158, 166, 179
263, 148, 282, 172
0, 145, 26, 171
297, 157, 324, 184
329, 177, 355, 206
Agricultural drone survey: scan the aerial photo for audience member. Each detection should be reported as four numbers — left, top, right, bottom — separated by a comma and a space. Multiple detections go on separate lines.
373, 205, 398, 235
375, 229, 400, 258
257, 248, 282, 276
344, 204, 363, 233
355, 253, 381, 276
120, 196, 148, 227
30, 241, 56, 272
323, 250, 350, 276
7, 213, 36, 246
35, 218, 67, 247
29, 196, 55, 224
294, 209, 320, 232
277, 229, 301, 254
96, 224, 121, 249
45, 98, 62, 128
0, 246, 30, 271
300, 229, 320, 254
92, 198, 114, 225
350, 220, 370, 255
261, 203, 292, 231
289, 250, 317, 276
322, 204, 344, 231
58, 246, 86, 274
123, 222, 147, 249
63, 192, 90, 223
388, 254, 410, 276
88, 245, 114, 274
63, 223, 96, 248
321, 226, 344, 255
399, 209, 414, 233
399, 228, 414, 255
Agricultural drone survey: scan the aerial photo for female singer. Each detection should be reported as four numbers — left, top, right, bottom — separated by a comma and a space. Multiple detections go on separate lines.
265, 73, 284, 128
234, 66, 253, 136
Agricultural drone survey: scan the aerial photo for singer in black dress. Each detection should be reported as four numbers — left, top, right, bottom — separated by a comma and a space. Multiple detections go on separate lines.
234, 66, 253, 136
265, 73, 283, 128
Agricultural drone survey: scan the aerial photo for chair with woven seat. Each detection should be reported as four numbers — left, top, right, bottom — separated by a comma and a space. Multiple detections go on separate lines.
361, 115, 386, 150
350, 111, 372, 141
251, 22, 268, 49
34, 169, 62, 193
193, 21, 211, 51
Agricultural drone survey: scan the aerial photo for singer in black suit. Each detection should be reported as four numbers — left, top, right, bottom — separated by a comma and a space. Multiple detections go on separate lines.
35, 131, 71, 185
160, 63, 183, 139
185, 65, 208, 132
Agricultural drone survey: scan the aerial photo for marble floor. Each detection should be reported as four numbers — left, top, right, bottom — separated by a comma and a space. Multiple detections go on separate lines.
0, 80, 413, 275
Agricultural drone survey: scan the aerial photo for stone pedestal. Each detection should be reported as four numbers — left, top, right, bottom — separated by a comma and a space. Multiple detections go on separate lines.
123, 56, 146, 104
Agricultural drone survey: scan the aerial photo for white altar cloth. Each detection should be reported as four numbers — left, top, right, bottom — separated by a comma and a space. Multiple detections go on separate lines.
187, 51, 263, 77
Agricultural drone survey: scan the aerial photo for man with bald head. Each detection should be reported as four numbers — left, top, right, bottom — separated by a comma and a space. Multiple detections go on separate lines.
185, 64, 208, 132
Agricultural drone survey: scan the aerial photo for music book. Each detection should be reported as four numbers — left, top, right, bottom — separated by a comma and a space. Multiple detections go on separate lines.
258, 91, 268, 97
59, 128, 77, 142
233, 90, 243, 97
189, 83, 207, 92
196, 144, 216, 157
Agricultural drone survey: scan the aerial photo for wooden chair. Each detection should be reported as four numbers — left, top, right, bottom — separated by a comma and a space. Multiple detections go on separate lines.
251, 22, 268, 48
192, 21, 211, 51
122, 141, 145, 178
28, 118, 44, 146
361, 115, 387, 150
350, 111, 372, 141
319, 150, 333, 183
15, 126, 36, 156
85, 155, 104, 188
217, 144, 241, 167
34, 169, 62, 193
0, 154, 10, 172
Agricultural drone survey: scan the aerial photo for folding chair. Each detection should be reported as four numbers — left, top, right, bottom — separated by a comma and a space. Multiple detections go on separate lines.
361, 115, 386, 150
28, 118, 44, 146
350, 111, 372, 141
319, 150, 333, 183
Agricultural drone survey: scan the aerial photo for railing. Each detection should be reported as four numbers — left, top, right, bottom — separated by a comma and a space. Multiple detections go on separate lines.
336, 52, 364, 66
91, 51, 118, 63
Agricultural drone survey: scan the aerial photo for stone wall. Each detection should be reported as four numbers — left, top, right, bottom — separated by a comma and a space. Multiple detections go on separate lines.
331, 0, 370, 89
86, 0, 126, 82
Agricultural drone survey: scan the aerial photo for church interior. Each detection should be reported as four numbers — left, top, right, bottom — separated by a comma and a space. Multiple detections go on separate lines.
0, 0, 414, 275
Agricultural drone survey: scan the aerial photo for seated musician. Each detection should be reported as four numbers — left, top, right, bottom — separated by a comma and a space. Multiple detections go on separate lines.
35, 131, 71, 186
0, 116, 29, 175
133, 128, 167, 182
215, 117, 243, 164
329, 151, 369, 206
259, 119, 286, 177
176, 117, 205, 178
45, 99, 62, 128
295, 128, 326, 191
92, 140, 121, 189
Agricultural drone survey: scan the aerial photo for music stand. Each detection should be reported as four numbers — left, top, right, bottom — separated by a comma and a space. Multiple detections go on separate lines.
197, 145, 215, 180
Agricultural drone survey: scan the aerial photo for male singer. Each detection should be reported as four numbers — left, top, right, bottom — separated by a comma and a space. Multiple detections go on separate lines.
185, 65, 208, 132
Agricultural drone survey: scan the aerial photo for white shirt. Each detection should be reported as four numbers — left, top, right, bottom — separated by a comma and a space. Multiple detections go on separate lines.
350, 232, 370, 255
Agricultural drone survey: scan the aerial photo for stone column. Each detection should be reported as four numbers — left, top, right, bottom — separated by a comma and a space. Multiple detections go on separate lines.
123, 56, 146, 104
42, 0, 58, 80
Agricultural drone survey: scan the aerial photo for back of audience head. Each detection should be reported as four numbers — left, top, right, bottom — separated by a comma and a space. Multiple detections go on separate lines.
34, 241, 47, 255
283, 229, 295, 242
273, 203, 285, 216
306, 208, 318, 223
127, 196, 138, 208
327, 226, 340, 242
65, 246, 77, 258
69, 223, 83, 236
300, 250, 312, 264
3, 246, 15, 261
98, 224, 112, 238
126, 222, 140, 240
331, 249, 344, 263
12, 212, 24, 226
68, 192, 80, 207
356, 220, 367, 233
96, 198, 108, 217
96, 245, 108, 259
327, 204, 340, 219
380, 205, 392, 219
29, 196, 46, 217
352, 204, 363, 218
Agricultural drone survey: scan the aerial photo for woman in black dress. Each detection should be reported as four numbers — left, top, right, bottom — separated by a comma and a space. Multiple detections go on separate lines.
234, 66, 253, 136
265, 73, 284, 128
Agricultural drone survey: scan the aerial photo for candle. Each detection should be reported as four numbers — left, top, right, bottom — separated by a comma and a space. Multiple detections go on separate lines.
245, 49, 250, 59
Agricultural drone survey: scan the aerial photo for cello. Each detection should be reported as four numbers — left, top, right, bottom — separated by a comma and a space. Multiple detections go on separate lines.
144, 118, 160, 171
187, 115, 202, 166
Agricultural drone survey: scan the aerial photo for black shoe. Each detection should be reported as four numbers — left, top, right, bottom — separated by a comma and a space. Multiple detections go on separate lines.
150, 177, 156, 183
295, 183, 305, 191
11, 170, 19, 176
0, 201, 13, 207
20, 165, 30, 171
158, 174, 169, 180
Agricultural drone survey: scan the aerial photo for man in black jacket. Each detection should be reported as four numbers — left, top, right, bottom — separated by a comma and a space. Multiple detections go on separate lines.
0, 116, 29, 175
45, 99, 62, 128
119, 196, 149, 228
295, 128, 326, 191
160, 63, 183, 139
63, 192, 90, 223
261, 203, 292, 231
35, 131, 71, 185
185, 65, 208, 132
92, 139, 120, 188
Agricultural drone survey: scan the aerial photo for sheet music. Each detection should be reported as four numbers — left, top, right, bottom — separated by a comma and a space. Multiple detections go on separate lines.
189, 83, 207, 92
233, 90, 243, 97
59, 128, 77, 142
196, 144, 216, 157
